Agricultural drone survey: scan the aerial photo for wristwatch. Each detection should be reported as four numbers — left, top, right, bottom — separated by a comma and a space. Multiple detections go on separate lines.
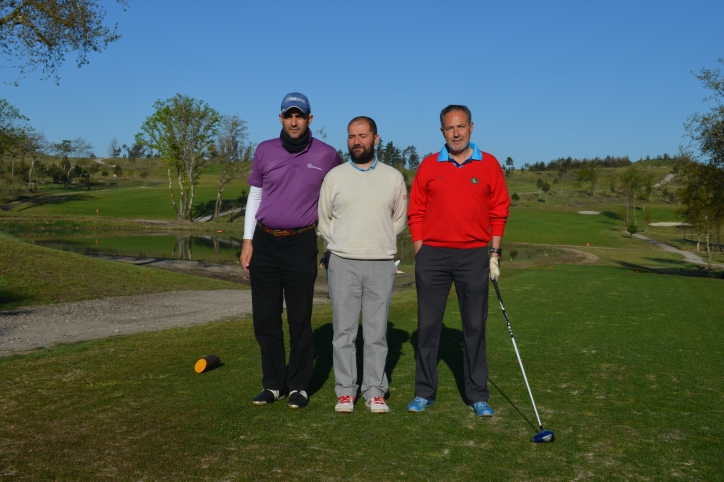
490, 248, 502, 256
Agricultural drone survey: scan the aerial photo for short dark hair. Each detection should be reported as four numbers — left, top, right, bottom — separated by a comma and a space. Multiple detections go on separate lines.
440, 105, 472, 127
348, 116, 377, 136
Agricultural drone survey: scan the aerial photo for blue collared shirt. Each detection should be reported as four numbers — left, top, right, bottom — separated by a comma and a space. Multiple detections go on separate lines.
349, 155, 378, 172
438, 142, 483, 168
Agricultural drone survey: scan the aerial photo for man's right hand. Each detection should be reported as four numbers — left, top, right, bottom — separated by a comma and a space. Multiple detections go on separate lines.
413, 240, 423, 255
240, 239, 253, 274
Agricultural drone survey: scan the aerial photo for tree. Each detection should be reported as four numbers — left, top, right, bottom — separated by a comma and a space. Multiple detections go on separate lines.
504, 157, 514, 177
212, 115, 254, 222
375, 137, 384, 161
122, 142, 145, 180
0, 0, 127, 85
22, 131, 46, 190
107, 137, 121, 158
382, 141, 403, 168
403, 145, 420, 170
608, 174, 618, 196
336, 149, 350, 163
575, 165, 602, 195
685, 58, 724, 168
541, 181, 551, 205
619, 165, 644, 227
556, 168, 566, 195
678, 59, 724, 260
0, 99, 31, 192
314, 126, 327, 141
675, 155, 724, 267
53, 137, 91, 188
137, 93, 220, 221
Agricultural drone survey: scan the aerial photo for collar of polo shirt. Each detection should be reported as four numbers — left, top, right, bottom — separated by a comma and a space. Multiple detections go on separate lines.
438, 142, 483, 168
349, 155, 379, 172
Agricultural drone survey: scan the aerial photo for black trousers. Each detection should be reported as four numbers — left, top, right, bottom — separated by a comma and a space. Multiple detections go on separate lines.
250, 225, 318, 392
414, 245, 490, 403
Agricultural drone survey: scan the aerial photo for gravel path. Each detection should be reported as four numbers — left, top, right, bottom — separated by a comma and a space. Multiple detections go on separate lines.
0, 290, 252, 357
633, 233, 724, 268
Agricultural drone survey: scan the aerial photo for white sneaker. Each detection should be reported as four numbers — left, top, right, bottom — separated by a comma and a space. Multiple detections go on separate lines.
366, 396, 390, 414
335, 395, 355, 413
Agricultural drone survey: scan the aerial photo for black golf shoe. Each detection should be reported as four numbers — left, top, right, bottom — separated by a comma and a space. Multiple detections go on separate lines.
252, 389, 285, 406
287, 390, 309, 409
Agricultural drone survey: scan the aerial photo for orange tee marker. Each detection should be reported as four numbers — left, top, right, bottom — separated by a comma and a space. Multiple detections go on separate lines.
195, 355, 221, 373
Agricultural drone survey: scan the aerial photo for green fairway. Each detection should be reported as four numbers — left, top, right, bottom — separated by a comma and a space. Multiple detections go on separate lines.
505, 207, 643, 247
0, 232, 241, 309
1, 266, 722, 479
7, 184, 226, 220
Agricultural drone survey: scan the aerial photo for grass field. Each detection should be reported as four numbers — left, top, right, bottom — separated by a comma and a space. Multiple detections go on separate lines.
1, 266, 722, 479
0, 233, 241, 310
2, 158, 723, 479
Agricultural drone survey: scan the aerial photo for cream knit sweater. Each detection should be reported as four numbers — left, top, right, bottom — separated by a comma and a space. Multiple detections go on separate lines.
317, 161, 408, 260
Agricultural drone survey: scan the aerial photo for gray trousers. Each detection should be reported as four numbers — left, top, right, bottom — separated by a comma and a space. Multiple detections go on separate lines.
328, 254, 396, 399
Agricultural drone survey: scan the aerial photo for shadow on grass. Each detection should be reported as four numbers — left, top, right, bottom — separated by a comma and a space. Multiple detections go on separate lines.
410, 324, 469, 403
15, 193, 95, 212
602, 211, 622, 220
0, 289, 31, 311
488, 378, 536, 431
308, 321, 411, 398
192, 199, 237, 221
616, 260, 724, 279
309, 323, 333, 396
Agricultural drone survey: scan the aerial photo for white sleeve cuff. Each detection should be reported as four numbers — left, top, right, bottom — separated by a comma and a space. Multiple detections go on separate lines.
243, 186, 262, 239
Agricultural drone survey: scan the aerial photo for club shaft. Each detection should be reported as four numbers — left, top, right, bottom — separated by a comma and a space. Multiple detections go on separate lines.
492, 280, 543, 430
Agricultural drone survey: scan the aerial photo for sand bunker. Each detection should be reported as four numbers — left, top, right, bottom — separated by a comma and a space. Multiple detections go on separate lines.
578, 211, 600, 215
649, 222, 691, 227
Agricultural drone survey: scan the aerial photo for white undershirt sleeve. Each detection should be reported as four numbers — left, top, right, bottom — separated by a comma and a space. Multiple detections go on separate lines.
243, 186, 262, 239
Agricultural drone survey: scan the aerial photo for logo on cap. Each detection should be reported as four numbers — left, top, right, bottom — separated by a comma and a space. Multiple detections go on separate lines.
281, 92, 311, 114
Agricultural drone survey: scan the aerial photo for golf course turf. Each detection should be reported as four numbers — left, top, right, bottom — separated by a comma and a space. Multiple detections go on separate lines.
2, 163, 723, 479
1, 265, 722, 480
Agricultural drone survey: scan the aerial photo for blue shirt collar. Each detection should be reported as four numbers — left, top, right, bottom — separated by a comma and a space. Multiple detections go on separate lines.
438, 142, 483, 165
349, 155, 378, 172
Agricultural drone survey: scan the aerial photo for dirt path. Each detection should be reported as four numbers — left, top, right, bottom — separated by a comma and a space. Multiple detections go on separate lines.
633, 233, 724, 268
0, 290, 252, 357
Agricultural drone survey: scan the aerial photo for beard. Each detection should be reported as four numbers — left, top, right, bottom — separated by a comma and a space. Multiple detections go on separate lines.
349, 143, 375, 164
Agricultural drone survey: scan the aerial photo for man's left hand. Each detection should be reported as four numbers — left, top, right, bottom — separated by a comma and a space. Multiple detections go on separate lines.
489, 256, 500, 281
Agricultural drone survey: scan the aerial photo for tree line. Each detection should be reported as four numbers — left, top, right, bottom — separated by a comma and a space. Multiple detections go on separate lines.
674, 58, 724, 267
523, 155, 633, 172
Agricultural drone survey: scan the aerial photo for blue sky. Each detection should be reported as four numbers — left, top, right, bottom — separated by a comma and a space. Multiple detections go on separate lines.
3, 0, 724, 166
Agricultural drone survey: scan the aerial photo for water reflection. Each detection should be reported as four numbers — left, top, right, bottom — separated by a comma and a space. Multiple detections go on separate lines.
34, 234, 245, 264
32, 234, 557, 265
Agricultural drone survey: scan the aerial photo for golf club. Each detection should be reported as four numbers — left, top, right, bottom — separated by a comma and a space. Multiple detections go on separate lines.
491, 279, 554, 443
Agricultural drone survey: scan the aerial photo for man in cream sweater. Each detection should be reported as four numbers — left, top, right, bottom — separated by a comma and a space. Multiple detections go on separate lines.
317, 116, 408, 414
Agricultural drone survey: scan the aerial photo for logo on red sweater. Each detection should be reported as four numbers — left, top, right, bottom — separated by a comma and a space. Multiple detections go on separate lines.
471, 177, 478, 184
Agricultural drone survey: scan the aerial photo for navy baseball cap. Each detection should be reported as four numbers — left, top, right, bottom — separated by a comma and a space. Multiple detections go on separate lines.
281, 92, 311, 114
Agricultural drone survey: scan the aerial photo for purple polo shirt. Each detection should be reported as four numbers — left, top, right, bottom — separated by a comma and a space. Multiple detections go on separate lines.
248, 135, 340, 229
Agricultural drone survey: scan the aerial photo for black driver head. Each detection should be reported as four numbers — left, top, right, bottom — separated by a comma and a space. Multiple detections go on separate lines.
531, 429, 555, 443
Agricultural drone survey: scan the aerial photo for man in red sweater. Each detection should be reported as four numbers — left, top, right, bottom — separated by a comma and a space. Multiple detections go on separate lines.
406, 105, 510, 417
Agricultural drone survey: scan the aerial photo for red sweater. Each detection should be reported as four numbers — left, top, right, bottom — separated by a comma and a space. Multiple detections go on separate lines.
408, 151, 510, 248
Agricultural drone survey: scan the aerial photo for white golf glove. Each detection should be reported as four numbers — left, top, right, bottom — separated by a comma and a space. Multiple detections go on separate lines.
489, 256, 500, 281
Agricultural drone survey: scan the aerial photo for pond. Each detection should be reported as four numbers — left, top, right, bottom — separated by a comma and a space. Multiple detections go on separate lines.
30, 233, 559, 265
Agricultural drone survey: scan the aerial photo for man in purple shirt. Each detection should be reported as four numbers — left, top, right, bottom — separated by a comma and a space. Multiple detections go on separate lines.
241, 92, 340, 409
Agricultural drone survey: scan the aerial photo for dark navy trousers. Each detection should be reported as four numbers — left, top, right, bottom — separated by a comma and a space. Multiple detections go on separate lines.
414, 244, 490, 403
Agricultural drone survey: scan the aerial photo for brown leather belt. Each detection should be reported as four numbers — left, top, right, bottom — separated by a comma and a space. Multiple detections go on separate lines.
258, 223, 315, 237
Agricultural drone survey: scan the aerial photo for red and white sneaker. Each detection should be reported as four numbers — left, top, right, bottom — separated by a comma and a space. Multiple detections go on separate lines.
335, 395, 355, 413
365, 396, 390, 414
